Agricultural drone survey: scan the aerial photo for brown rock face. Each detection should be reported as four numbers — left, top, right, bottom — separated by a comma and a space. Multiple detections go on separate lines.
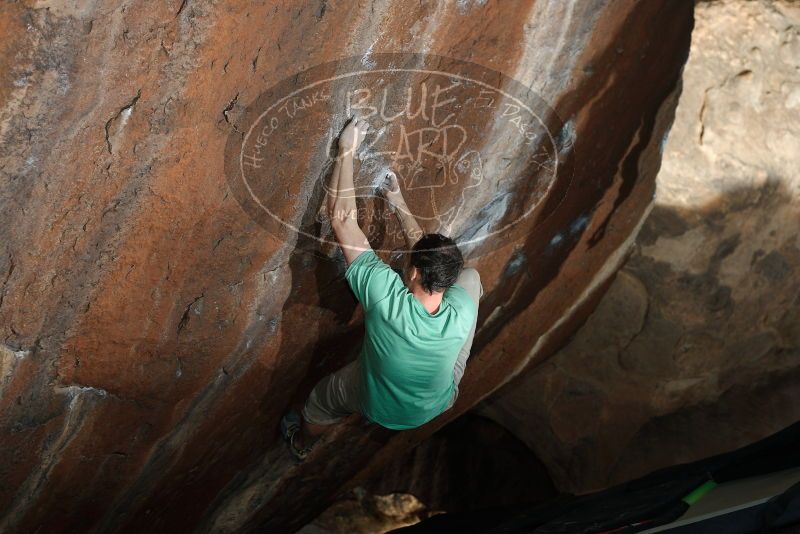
0, 1, 692, 531
477, 0, 800, 495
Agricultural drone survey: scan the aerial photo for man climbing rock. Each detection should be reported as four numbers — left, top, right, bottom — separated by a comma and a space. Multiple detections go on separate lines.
280, 117, 482, 461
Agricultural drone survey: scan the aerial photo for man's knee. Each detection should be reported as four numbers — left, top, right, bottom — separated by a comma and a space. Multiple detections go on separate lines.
302, 385, 338, 426
301, 361, 361, 426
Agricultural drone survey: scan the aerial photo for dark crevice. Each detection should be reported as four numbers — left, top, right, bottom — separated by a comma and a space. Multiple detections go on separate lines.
222, 93, 239, 124
104, 89, 142, 154
177, 294, 204, 334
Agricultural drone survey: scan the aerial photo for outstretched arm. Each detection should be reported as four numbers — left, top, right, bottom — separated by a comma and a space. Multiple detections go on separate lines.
328, 118, 371, 265
382, 171, 423, 250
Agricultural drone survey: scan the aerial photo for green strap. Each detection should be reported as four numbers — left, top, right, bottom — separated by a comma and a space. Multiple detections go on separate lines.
682, 480, 717, 506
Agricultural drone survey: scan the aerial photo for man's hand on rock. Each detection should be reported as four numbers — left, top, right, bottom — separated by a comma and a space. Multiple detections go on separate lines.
381, 171, 407, 210
338, 117, 369, 155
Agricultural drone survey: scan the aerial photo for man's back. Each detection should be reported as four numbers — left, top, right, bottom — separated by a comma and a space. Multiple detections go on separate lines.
345, 249, 478, 429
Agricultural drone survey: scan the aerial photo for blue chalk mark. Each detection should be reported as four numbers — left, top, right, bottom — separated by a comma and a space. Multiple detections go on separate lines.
504, 249, 527, 276
556, 119, 576, 154
569, 214, 590, 235
267, 317, 280, 334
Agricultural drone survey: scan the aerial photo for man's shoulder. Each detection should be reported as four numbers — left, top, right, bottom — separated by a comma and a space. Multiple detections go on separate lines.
345, 249, 380, 274
345, 249, 408, 310
344, 249, 396, 285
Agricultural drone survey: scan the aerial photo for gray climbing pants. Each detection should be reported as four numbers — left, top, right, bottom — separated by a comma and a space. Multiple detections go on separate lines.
301, 268, 483, 426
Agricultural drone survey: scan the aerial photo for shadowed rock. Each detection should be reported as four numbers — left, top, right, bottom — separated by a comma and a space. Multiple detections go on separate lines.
478, 0, 800, 495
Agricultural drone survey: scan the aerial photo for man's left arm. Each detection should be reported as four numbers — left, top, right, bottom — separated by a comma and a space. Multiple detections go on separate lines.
328, 118, 371, 266
327, 118, 406, 310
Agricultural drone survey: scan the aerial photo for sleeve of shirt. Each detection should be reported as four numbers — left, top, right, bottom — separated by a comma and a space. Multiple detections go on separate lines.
344, 250, 404, 311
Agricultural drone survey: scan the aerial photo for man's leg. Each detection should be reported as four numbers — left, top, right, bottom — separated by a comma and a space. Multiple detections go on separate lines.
296, 357, 361, 448
446, 268, 483, 410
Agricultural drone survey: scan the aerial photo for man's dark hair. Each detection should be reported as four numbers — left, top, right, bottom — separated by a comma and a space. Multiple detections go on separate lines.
410, 233, 464, 294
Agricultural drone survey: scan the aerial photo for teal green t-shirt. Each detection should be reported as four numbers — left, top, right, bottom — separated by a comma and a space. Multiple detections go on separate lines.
344, 249, 478, 430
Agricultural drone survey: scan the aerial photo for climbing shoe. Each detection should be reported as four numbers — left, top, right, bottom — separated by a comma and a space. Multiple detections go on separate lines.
280, 409, 313, 462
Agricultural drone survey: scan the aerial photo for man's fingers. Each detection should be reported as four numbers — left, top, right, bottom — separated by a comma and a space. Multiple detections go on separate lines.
352, 119, 369, 151
382, 171, 400, 194
387, 171, 399, 191
339, 116, 369, 151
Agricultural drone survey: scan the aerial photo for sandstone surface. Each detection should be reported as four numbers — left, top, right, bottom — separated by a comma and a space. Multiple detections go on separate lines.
0, 1, 692, 530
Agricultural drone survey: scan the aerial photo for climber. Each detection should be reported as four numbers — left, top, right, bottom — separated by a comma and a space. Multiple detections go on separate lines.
280, 117, 482, 461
